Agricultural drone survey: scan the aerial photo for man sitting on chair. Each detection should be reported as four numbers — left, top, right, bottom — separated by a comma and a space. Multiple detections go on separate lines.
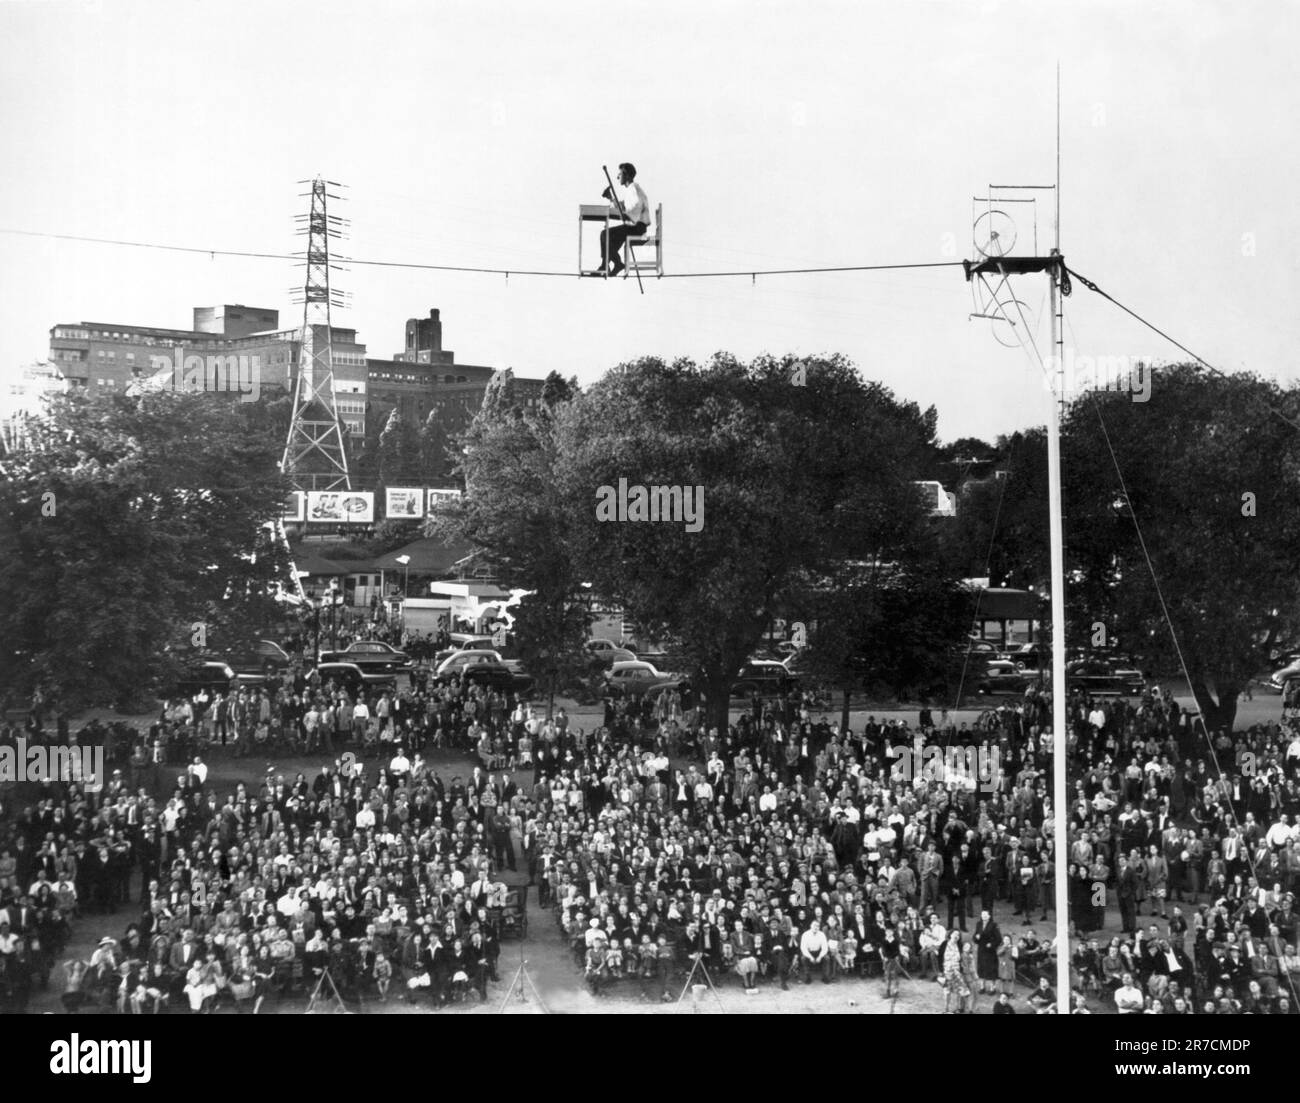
596, 162, 649, 277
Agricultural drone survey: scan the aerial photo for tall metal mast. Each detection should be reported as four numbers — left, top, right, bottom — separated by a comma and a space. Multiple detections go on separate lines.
1046, 63, 1070, 1016
963, 68, 1071, 1013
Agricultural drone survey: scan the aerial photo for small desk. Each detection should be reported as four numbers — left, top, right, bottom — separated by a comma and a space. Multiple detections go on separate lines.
578, 203, 619, 276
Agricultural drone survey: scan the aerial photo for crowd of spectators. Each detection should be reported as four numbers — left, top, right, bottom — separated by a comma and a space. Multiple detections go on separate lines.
1064, 685, 1300, 1015
0, 657, 1072, 1014
20, 640, 1298, 1016
543, 699, 1063, 1012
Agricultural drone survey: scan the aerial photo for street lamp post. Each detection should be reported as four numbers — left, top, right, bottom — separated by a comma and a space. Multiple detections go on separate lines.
395, 555, 411, 632
327, 580, 341, 652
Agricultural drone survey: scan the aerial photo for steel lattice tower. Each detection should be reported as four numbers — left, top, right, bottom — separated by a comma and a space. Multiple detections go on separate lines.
281, 177, 351, 491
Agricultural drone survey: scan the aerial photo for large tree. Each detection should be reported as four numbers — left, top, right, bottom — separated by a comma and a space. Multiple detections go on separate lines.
419, 409, 454, 485
801, 536, 974, 728
0, 390, 291, 711
557, 353, 944, 733
433, 368, 592, 714
1061, 364, 1300, 732
946, 365, 1300, 731
377, 408, 418, 487
943, 429, 1050, 587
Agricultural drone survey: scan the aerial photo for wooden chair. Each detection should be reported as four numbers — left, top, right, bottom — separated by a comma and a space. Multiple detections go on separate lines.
623, 204, 663, 278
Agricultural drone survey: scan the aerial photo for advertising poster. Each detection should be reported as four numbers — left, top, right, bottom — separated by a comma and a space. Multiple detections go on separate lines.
385, 487, 424, 519
426, 488, 463, 513
282, 490, 305, 522
306, 490, 375, 523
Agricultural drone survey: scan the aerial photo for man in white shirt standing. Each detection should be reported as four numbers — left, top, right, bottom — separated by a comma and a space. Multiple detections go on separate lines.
352, 699, 371, 743
596, 162, 649, 277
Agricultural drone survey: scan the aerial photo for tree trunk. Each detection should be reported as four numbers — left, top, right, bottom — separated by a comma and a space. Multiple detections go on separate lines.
840, 687, 852, 734
1189, 679, 1239, 736
703, 667, 732, 736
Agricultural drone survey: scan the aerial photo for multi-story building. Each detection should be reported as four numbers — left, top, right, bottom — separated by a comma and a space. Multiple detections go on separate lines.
365, 308, 545, 435
45, 304, 543, 442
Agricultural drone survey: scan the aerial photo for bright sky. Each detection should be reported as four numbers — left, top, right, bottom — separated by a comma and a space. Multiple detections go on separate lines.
2, 0, 1296, 443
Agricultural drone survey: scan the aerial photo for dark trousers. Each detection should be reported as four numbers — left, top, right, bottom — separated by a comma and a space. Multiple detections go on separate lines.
600, 221, 647, 269
1118, 894, 1137, 932
947, 896, 968, 931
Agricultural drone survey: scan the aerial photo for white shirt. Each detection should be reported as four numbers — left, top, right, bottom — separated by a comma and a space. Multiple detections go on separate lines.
1265, 821, 1294, 848
188, 761, 208, 784
800, 928, 828, 960
1115, 984, 1144, 1013
610, 180, 649, 227
920, 922, 947, 950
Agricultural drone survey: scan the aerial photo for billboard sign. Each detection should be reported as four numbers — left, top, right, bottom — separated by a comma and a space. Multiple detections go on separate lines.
385, 487, 424, 519
306, 491, 374, 524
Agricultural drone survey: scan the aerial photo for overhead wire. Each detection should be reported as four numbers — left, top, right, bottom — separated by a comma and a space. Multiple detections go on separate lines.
0, 226, 964, 281
1065, 267, 1300, 435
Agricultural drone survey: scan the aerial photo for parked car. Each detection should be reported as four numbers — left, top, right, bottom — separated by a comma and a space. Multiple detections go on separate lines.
319, 640, 413, 674
165, 661, 236, 701
973, 659, 1029, 695
585, 639, 637, 667
314, 661, 397, 696
461, 661, 534, 695
436, 649, 505, 680
220, 639, 294, 679
1001, 642, 1050, 671
604, 660, 677, 698
732, 660, 800, 698
433, 636, 498, 665
1065, 657, 1146, 696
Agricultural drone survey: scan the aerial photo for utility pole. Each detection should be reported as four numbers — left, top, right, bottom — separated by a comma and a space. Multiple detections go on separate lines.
1048, 63, 1071, 1017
